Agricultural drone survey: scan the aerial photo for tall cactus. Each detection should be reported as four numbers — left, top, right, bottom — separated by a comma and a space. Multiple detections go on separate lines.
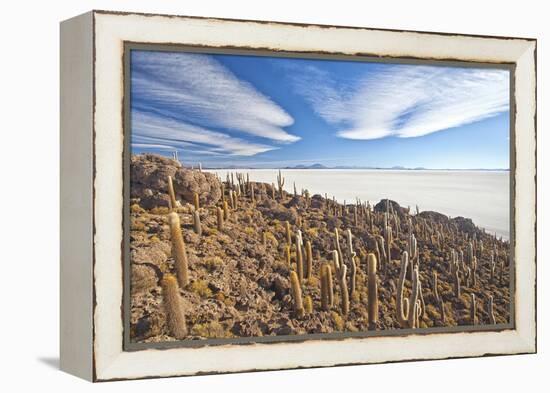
285, 245, 291, 267
167, 175, 177, 211
385, 224, 393, 268
321, 263, 334, 311
223, 200, 229, 220
216, 206, 223, 231
193, 192, 200, 211
470, 294, 477, 325
168, 212, 189, 287
338, 264, 349, 316
454, 270, 461, 298
305, 240, 313, 280
304, 295, 313, 314
432, 270, 440, 302
289, 271, 305, 318
488, 295, 496, 324
277, 169, 285, 198
285, 221, 292, 245
193, 210, 202, 236
396, 251, 420, 328
295, 230, 304, 281
438, 298, 446, 323
367, 253, 378, 330
161, 274, 188, 339
345, 229, 357, 295
334, 228, 344, 275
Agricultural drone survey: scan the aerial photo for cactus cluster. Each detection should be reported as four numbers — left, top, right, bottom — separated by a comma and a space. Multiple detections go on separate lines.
145, 167, 509, 342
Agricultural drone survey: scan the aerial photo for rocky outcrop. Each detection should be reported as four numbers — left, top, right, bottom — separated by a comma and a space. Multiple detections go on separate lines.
131, 154, 222, 209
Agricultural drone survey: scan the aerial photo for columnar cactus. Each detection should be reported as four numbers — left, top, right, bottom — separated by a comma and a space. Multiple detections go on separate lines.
167, 175, 177, 211
295, 230, 304, 281
334, 228, 344, 275
285, 245, 291, 266
193, 192, 200, 211
161, 274, 188, 339
232, 189, 238, 209
396, 251, 420, 328
472, 256, 478, 286
488, 295, 496, 324
228, 190, 235, 209
304, 295, 313, 314
490, 252, 496, 282
250, 182, 255, 204
168, 212, 189, 287
467, 241, 474, 266
193, 210, 202, 236
432, 270, 440, 302
345, 229, 357, 295
277, 169, 285, 198
285, 221, 292, 245
290, 271, 305, 318
438, 298, 446, 323
321, 263, 334, 311
338, 264, 349, 316
454, 270, 461, 298
217, 206, 224, 231
223, 200, 229, 220
367, 253, 378, 330
470, 294, 477, 324
305, 240, 313, 280
385, 224, 393, 267
294, 182, 297, 197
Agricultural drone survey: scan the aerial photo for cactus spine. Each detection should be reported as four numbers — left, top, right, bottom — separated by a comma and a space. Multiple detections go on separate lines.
167, 175, 177, 211
168, 212, 189, 287
290, 271, 305, 318
161, 274, 188, 339
367, 253, 378, 330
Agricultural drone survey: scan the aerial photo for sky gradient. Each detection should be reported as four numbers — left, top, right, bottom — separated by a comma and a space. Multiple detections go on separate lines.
130, 50, 510, 169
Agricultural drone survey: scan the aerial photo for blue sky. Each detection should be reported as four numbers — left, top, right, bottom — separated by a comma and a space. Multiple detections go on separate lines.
130, 50, 510, 169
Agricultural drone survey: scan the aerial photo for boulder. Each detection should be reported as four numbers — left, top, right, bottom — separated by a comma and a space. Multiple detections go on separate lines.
131, 154, 222, 209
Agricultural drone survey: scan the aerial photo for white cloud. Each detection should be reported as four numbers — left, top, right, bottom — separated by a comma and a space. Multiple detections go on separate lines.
132, 51, 299, 143
132, 111, 276, 157
291, 64, 509, 140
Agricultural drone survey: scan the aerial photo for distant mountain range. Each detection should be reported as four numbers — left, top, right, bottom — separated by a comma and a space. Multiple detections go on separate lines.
281, 164, 509, 171
199, 161, 509, 171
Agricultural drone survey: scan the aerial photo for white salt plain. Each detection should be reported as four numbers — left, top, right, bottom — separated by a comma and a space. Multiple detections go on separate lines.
207, 169, 510, 240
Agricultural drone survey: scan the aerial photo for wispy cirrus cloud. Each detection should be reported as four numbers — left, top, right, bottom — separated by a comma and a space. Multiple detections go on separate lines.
132, 111, 276, 157
289, 63, 509, 140
131, 51, 299, 145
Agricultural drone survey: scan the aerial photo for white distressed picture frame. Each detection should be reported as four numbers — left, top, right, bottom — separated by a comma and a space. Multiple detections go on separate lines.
60, 10, 536, 382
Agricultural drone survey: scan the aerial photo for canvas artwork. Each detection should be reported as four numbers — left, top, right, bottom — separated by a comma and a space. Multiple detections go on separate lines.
127, 48, 512, 346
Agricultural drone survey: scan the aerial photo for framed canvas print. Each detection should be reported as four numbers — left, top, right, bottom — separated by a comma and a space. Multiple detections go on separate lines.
60, 10, 537, 382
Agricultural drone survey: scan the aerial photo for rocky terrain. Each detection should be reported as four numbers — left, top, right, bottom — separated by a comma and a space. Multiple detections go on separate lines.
129, 153, 511, 343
